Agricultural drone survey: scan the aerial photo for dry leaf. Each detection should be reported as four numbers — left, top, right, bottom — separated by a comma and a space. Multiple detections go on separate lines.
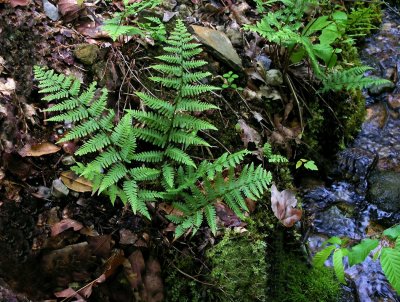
88, 234, 112, 258
51, 218, 83, 236
0, 78, 16, 96
10, 0, 29, 7
237, 119, 261, 148
60, 170, 92, 192
58, 0, 83, 21
19, 142, 60, 157
270, 184, 302, 227
54, 288, 85, 301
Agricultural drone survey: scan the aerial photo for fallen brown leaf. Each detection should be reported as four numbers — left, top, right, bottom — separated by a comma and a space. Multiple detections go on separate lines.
270, 184, 302, 227
51, 218, 83, 236
238, 119, 261, 148
19, 142, 60, 157
10, 0, 29, 7
58, 0, 83, 21
60, 170, 92, 192
0, 78, 16, 96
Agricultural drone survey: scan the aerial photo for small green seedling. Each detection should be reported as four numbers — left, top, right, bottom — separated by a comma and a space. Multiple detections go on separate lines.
296, 159, 318, 170
222, 71, 243, 90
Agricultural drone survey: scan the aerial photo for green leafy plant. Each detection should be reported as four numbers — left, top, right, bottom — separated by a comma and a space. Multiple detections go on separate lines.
314, 225, 400, 293
35, 20, 273, 238
295, 159, 318, 170
263, 143, 288, 164
245, 0, 390, 92
222, 71, 243, 91
102, 0, 162, 41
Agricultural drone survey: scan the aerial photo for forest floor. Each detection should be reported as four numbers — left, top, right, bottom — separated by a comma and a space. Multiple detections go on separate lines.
0, 0, 397, 301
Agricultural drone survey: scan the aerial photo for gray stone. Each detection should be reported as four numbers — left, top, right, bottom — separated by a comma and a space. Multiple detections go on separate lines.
367, 171, 400, 213
265, 69, 283, 86
191, 25, 242, 69
43, 0, 59, 21
51, 179, 69, 198
61, 155, 76, 166
74, 44, 99, 65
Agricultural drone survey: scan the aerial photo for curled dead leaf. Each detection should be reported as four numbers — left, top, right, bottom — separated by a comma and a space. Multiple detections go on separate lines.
0, 78, 16, 96
60, 170, 92, 192
270, 184, 302, 227
19, 142, 60, 157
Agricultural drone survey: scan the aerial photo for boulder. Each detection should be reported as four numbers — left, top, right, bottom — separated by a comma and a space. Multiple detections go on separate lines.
367, 171, 400, 213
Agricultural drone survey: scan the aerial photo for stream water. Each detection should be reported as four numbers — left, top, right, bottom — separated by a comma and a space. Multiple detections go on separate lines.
303, 8, 400, 302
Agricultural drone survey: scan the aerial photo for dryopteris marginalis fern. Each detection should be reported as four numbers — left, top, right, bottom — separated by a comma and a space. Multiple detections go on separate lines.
34, 20, 273, 237
314, 225, 400, 293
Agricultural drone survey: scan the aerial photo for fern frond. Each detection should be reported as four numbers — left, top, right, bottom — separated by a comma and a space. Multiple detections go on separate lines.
204, 204, 217, 235
135, 92, 174, 117
176, 99, 219, 112
165, 147, 196, 167
320, 66, 393, 92
76, 133, 111, 156
98, 163, 128, 193
129, 167, 160, 181
162, 164, 175, 188
132, 151, 164, 163
173, 114, 217, 131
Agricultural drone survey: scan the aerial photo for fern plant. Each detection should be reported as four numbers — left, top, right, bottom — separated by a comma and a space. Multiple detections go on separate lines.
34, 20, 273, 237
319, 66, 392, 93
314, 225, 400, 293
102, 0, 162, 41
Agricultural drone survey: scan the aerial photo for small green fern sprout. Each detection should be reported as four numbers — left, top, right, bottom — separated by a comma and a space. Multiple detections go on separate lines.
320, 66, 393, 92
262, 143, 288, 164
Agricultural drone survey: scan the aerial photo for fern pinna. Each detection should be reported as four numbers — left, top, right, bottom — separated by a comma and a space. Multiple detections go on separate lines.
34, 20, 273, 237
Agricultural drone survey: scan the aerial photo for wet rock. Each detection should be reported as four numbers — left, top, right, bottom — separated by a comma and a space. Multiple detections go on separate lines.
368, 81, 395, 95
387, 94, 400, 110
61, 155, 75, 166
51, 179, 69, 198
365, 103, 387, 128
256, 55, 272, 71
43, 0, 59, 21
73, 44, 99, 65
265, 69, 283, 86
367, 171, 400, 213
336, 148, 377, 191
191, 25, 242, 69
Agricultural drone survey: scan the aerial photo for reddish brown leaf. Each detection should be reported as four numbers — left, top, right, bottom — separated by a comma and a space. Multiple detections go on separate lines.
103, 249, 126, 278
54, 287, 85, 301
10, 0, 29, 7
51, 218, 83, 236
127, 250, 145, 288
19, 142, 60, 157
58, 0, 83, 21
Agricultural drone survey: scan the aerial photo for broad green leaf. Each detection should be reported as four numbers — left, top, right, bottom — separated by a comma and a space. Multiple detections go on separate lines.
303, 16, 330, 36
295, 160, 302, 169
313, 44, 335, 65
320, 24, 341, 45
314, 245, 336, 267
333, 248, 346, 284
348, 239, 379, 266
380, 247, 400, 293
383, 225, 400, 240
304, 160, 318, 171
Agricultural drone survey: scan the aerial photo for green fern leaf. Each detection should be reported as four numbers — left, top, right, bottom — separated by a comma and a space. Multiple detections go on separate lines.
98, 163, 128, 193
204, 204, 217, 235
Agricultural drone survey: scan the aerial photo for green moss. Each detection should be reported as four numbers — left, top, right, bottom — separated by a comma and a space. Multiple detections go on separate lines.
206, 231, 269, 302
270, 253, 341, 302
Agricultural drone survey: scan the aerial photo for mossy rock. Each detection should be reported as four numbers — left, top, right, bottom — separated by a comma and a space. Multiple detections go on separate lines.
270, 253, 341, 302
74, 44, 99, 65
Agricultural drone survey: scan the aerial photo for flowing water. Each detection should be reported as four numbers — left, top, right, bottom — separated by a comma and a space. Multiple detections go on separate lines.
303, 7, 400, 302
